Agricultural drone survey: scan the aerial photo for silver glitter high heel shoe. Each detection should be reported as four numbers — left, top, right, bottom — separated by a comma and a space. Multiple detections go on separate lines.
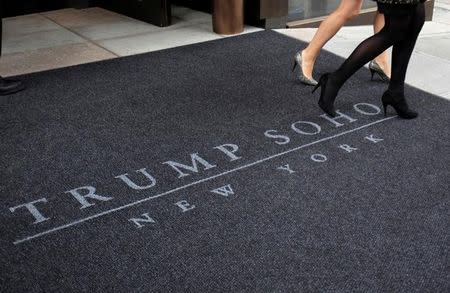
369, 60, 390, 82
292, 51, 318, 86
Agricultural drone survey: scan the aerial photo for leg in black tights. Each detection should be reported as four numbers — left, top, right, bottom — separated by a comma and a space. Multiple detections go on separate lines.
315, 4, 424, 117
389, 3, 425, 95
332, 14, 411, 87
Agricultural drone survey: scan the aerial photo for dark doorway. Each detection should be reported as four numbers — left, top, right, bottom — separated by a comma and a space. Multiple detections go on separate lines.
2, 0, 90, 17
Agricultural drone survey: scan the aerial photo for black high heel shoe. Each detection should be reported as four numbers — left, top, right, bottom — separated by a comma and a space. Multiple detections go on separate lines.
382, 91, 418, 119
369, 61, 390, 82
312, 73, 338, 117
0, 76, 25, 96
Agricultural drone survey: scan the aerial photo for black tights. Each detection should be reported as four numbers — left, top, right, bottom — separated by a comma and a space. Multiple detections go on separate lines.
331, 3, 425, 96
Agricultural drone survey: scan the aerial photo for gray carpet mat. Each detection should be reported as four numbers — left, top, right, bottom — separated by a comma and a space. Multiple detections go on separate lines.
1, 30, 449, 292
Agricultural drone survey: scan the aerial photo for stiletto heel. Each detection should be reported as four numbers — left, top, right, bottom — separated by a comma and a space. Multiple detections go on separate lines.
381, 91, 418, 119
292, 51, 318, 86
369, 61, 390, 82
313, 73, 338, 117
370, 68, 376, 81
311, 81, 321, 94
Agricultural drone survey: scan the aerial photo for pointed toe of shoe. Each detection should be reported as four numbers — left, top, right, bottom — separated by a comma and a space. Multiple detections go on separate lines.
302, 77, 318, 86
318, 100, 336, 117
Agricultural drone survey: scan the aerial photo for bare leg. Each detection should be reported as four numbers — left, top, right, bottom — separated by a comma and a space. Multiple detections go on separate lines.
301, 0, 363, 79
373, 11, 391, 77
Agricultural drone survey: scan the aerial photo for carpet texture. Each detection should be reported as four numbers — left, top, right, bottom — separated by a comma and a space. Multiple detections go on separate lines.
1, 30, 449, 292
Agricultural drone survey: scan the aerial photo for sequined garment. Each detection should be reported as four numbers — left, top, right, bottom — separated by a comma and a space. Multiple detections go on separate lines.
375, 0, 423, 4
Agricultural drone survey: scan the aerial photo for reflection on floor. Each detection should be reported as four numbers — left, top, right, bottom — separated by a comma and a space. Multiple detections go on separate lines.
0, 6, 262, 76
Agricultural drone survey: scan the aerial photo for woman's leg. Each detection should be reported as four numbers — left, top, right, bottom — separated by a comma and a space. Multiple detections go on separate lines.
301, 0, 363, 78
388, 3, 425, 95
315, 13, 412, 116
331, 14, 411, 88
373, 11, 391, 77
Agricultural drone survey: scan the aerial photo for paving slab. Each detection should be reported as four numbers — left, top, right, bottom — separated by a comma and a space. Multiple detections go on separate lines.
2, 13, 85, 55
42, 8, 127, 28
416, 21, 450, 36
42, 7, 200, 42
434, 4, 450, 25
2, 29, 85, 55
3, 13, 61, 36
415, 35, 450, 62
0, 42, 116, 76
96, 23, 222, 56
72, 18, 163, 41
405, 51, 450, 96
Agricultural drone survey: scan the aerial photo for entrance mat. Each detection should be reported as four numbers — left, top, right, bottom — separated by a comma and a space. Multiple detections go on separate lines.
1, 30, 449, 292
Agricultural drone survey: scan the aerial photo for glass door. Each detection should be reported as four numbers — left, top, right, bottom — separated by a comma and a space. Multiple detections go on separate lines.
288, 0, 376, 22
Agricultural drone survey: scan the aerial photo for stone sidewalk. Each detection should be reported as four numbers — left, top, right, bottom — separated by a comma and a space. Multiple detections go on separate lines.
0, 7, 261, 77
276, 0, 450, 101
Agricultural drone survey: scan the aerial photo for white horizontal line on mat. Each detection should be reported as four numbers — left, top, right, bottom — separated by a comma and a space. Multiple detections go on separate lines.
13, 116, 396, 245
